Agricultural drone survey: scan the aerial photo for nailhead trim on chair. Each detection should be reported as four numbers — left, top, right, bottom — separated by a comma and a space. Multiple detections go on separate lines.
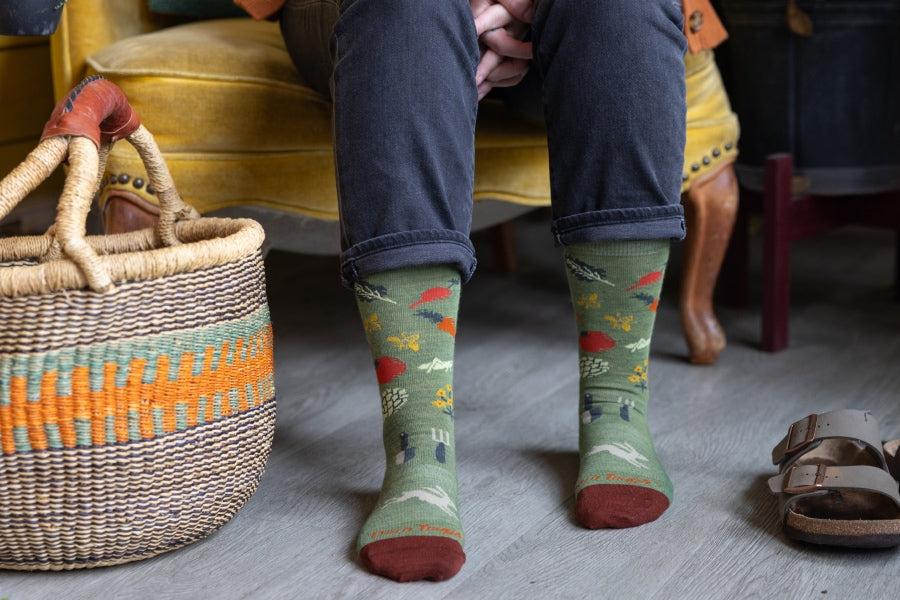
682, 140, 735, 185
107, 172, 155, 195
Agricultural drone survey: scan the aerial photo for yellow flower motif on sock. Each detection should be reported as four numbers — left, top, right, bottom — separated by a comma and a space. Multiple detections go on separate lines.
363, 314, 381, 333
629, 359, 649, 391
604, 312, 634, 332
387, 332, 420, 351
576, 293, 602, 310
433, 384, 454, 419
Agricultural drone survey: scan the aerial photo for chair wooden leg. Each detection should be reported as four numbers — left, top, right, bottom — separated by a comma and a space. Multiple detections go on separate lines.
761, 154, 794, 352
487, 221, 518, 274
679, 160, 739, 364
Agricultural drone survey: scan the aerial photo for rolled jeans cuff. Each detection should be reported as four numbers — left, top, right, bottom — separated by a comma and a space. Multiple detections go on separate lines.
551, 205, 686, 247
340, 229, 477, 288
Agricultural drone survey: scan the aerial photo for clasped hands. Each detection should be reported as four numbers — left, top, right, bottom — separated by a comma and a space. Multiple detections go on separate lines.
470, 0, 534, 100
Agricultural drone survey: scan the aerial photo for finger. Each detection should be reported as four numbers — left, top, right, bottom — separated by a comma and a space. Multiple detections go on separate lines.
488, 71, 527, 89
477, 80, 494, 101
475, 49, 504, 85
481, 29, 532, 59
469, 0, 493, 19
474, 4, 513, 36
496, 0, 535, 23
483, 58, 529, 84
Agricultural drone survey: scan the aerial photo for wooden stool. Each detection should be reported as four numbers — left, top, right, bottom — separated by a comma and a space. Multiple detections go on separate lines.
734, 153, 900, 351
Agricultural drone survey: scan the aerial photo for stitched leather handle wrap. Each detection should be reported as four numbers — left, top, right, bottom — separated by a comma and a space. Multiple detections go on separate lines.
41, 75, 141, 147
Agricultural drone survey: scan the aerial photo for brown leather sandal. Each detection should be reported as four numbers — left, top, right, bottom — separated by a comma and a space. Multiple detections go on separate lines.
769, 409, 900, 548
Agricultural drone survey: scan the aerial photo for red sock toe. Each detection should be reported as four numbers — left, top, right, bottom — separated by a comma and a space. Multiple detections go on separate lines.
575, 484, 670, 529
359, 536, 466, 582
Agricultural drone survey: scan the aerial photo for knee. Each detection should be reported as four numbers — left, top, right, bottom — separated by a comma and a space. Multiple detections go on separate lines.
537, 0, 684, 38
335, 0, 479, 65
534, 0, 685, 68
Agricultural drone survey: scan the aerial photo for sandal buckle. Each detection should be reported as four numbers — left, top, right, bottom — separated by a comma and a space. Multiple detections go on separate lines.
785, 413, 818, 455
783, 464, 828, 494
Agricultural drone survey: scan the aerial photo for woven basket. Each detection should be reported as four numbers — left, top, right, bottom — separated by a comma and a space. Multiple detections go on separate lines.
0, 77, 276, 570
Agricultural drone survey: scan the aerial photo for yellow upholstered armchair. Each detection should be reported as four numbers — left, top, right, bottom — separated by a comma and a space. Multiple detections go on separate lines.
50, 0, 550, 250
49, 0, 739, 364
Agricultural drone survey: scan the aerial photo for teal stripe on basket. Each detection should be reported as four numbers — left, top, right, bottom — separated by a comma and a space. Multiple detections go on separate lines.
152, 407, 165, 437
0, 306, 270, 403
105, 414, 116, 444
128, 410, 140, 440
12, 426, 29, 453
175, 403, 188, 430
44, 422, 62, 449
212, 393, 223, 421
74, 418, 92, 447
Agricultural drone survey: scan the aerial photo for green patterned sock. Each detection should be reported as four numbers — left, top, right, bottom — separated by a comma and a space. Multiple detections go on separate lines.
352, 264, 465, 582
564, 239, 673, 529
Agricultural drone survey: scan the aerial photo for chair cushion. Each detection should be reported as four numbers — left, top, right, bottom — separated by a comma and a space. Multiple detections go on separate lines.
87, 18, 551, 218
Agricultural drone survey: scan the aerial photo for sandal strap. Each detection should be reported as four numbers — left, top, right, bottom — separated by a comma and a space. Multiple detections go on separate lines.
885, 439, 900, 480
768, 463, 900, 513
771, 409, 886, 469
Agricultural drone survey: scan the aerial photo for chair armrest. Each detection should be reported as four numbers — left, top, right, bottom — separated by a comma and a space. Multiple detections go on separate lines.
49, 0, 154, 100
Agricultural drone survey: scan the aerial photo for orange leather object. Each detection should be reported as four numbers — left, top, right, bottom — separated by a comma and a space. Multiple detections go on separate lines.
682, 0, 729, 54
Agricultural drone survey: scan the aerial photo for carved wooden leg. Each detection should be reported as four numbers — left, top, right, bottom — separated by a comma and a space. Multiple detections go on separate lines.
679, 160, 739, 364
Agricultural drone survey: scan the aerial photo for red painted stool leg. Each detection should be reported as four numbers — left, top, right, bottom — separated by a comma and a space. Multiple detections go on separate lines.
762, 154, 794, 352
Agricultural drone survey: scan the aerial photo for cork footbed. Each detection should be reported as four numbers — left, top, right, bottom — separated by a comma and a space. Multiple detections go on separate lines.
780, 440, 900, 548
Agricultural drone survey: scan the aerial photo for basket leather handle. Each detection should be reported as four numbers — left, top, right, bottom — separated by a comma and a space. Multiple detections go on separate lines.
0, 76, 200, 292
41, 75, 141, 147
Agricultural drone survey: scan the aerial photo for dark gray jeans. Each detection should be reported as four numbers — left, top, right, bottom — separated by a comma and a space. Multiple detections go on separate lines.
280, 0, 688, 286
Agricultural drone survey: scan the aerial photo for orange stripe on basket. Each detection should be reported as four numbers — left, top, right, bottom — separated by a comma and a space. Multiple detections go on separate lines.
40, 371, 59, 427
233, 338, 248, 412
123, 358, 146, 443
56, 392, 77, 448
71, 366, 91, 422
0, 325, 276, 454
143, 355, 169, 439
168, 353, 194, 431
9, 377, 27, 430
92, 362, 117, 446
23, 379, 48, 452
0, 403, 14, 455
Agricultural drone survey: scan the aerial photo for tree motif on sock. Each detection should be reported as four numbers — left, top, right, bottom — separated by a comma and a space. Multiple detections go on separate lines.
580, 356, 610, 378
381, 388, 409, 420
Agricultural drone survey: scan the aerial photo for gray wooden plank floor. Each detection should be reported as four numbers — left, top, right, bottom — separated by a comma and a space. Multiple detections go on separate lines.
3, 215, 899, 600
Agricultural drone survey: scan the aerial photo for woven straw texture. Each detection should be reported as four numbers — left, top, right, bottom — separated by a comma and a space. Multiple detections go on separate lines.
0, 77, 276, 570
